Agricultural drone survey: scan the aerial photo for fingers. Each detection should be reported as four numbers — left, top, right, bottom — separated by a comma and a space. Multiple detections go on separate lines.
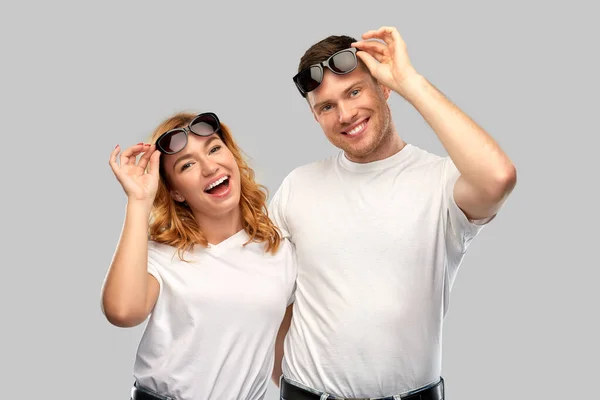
352, 40, 387, 62
361, 26, 404, 46
147, 145, 161, 177
110, 143, 154, 173
355, 51, 379, 74
120, 143, 150, 166
352, 39, 386, 53
108, 145, 121, 174
137, 144, 156, 171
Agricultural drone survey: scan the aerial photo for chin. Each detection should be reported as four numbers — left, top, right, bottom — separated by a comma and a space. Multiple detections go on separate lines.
345, 141, 375, 156
222, 192, 242, 212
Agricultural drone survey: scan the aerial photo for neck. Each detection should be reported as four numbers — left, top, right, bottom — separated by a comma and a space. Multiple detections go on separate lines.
192, 207, 244, 245
347, 121, 406, 163
376, 128, 406, 161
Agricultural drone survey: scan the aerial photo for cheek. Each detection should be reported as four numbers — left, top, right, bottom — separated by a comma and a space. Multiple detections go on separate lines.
223, 153, 242, 184
170, 176, 191, 196
318, 115, 337, 134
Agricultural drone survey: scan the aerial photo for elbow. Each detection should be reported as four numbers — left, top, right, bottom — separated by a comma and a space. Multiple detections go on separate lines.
101, 300, 146, 328
499, 163, 517, 194
487, 163, 517, 201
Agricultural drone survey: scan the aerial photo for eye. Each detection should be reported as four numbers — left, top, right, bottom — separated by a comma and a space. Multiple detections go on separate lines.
209, 145, 221, 154
350, 89, 360, 97
180, 162, 193, 171
321, 104, 332, 112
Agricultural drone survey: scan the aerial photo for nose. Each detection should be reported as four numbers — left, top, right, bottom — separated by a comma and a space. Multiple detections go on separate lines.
200, 158, 219, 177
338, 101, 357, 124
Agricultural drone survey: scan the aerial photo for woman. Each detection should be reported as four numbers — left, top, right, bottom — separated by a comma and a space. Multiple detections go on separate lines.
101, 111, 296, 400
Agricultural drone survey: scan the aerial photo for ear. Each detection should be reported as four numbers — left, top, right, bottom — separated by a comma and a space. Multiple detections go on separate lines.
380, 84, 391, 100
306, 96, 319, 123
311, 108, 318, 123
170, 190, 185, 203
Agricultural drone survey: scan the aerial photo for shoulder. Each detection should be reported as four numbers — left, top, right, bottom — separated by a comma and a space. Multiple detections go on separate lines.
277, 236, 296, 256
397, 145, 458, 184
147, 241, 179, 263
282, 155, 338, 183
270, 156, 337, 207
249, 235, 295, 257
148, 240, 173, 253
405, 145, 446, 169
267, 237, 298, 272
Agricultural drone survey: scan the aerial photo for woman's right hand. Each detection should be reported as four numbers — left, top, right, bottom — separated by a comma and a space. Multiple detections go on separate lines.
109, 143, 161, 205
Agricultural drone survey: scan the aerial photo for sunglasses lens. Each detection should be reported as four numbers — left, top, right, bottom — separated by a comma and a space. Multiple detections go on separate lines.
190, 115, 218, 136
296, 66, 323, 93
158, 130, 187, 154
330, 50, 357, 73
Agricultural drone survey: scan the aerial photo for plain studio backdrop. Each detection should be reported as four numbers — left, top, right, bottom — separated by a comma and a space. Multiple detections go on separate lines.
1, 1, 597, 399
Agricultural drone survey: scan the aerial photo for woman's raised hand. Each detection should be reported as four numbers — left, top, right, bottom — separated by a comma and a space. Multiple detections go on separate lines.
109, 143, 161, 205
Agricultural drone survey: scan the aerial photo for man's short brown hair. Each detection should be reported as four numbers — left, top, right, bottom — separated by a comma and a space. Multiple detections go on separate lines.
297, 35, 358, 73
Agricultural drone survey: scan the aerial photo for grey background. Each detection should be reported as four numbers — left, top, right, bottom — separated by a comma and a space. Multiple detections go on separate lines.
1, 0, 598, 399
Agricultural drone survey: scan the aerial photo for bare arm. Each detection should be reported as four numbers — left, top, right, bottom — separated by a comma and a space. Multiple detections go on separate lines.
102, 143, 162, 327
101, 201, 160, 327
271, 304, 293, 387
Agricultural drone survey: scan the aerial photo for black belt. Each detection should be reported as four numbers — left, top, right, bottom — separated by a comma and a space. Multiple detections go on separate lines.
281, 377, 444, 400
130, 382, 174, 400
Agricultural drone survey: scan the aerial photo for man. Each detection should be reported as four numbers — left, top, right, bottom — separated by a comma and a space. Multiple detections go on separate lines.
269, 26, 517, 400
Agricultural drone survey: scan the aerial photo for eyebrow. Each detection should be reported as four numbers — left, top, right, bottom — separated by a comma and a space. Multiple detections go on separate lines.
172, 135, 221, 171
312, 79, 368, 110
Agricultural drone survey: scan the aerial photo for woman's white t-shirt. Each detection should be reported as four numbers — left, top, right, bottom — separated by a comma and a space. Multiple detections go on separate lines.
133, 229, 297, 400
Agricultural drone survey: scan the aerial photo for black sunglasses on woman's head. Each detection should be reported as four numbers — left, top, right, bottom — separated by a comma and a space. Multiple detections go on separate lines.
155, 112, 222, 155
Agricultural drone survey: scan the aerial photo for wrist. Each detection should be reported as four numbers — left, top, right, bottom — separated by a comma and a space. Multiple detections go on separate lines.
393, 71, 427, 101
126, 198, 153, 216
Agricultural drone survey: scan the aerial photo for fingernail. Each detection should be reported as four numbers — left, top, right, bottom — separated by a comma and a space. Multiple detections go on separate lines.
138, 142, 144, 145
115, 144, 119, 149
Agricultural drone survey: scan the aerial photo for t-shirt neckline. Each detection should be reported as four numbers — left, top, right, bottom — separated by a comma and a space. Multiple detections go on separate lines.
338, 144, 416, 173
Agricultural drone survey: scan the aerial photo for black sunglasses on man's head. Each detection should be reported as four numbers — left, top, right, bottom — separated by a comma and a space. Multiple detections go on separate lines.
155, 112, 221, 155
293, 47, 359, 97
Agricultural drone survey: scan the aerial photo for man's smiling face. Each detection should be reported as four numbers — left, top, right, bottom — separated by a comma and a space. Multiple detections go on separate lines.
307, 65, 393, 163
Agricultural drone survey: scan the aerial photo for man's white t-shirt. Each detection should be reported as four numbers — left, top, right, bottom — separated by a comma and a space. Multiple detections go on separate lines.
268, 144, 492, 398
132, 229, 297, 400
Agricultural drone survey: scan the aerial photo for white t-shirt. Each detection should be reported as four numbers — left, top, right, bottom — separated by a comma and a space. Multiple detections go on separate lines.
268, 144, 492, 398
133, 229, 297, 400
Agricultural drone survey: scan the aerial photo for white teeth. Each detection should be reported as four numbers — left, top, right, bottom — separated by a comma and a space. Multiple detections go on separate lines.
206, 176, 228, 191
347, 121, 366, 136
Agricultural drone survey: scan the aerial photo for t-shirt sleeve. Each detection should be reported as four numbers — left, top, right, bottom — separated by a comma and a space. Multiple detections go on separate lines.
146, 241, 164, 293
287, 282, 297, 306
443, 157, 494, 244
268, 173, 293, 239
442, 157, 493, 292
280, 237, 297, 306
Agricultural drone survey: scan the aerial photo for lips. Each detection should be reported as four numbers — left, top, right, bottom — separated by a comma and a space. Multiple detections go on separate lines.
204, 175, 230, 193
342, 118, 369, 136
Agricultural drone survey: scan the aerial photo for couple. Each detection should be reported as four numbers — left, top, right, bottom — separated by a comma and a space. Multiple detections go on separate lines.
101, 26, 517, 400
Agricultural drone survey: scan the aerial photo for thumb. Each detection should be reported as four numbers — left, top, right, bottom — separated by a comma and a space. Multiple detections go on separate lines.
148, 147, 161, 178
356, 51, 379, 75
